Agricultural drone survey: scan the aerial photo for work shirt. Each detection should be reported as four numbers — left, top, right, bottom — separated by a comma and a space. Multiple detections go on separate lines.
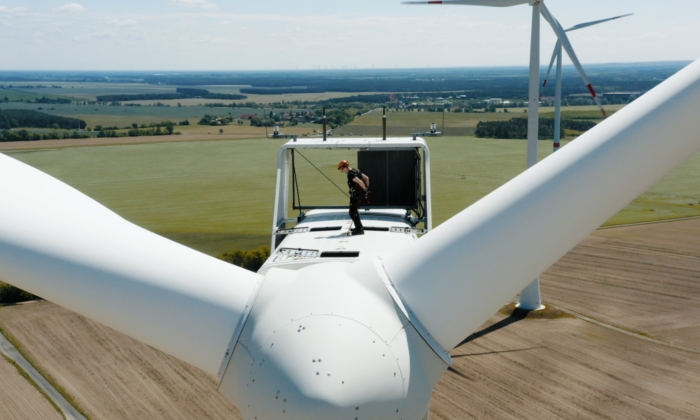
347, 169, 364, 194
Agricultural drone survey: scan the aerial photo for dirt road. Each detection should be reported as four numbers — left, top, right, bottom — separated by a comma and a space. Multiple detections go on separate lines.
0, 330, 86, 419
0, 332, 62, 420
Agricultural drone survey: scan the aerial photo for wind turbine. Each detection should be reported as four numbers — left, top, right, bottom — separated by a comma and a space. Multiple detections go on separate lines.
403, 0, 618, 310
540, 13, 633, 151
2, 59, 700, 420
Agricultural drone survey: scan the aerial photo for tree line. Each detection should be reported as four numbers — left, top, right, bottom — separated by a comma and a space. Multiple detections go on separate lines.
217, 246, 270, 272
1, 129, 90, 142
96, 87, 247, 102
0, 281, 36, 304
0, 109, 86, 130
475, 118, 596, 139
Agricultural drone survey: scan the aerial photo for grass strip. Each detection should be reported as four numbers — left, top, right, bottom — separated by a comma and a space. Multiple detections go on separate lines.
0, 324, 91, 419
1, 353, 64, 418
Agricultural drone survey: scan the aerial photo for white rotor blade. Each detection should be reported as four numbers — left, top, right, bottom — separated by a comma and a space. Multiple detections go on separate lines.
384, 58, 700, 350
540, 4, 608, 117
543, 13, 632, 97
0, 155, 262, 376
402, 0, 530, 7
565, 13, 633, 32
541, 40, 561, 95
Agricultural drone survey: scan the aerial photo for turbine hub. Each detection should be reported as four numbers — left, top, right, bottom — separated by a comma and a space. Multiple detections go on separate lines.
231, 315, 405, 420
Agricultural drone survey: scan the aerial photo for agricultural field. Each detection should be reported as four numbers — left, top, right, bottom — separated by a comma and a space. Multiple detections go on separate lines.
333, 105, 626, 138
6, 134, 700, 257
3, 81, 382, 105
0, 101, 263, 128
335, 109, 515, 137
0, 88, 79, 103
1, 82, 182, 101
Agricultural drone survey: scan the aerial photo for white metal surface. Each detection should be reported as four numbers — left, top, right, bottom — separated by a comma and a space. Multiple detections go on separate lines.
518, 278, 545, 311
261, 209, 417, 274
219, 259, 447, 420
0, 154, 262, 376
554, 41, 563, 151
521, 2, 543, 310
527, 1, 540, 169
384, 58, 700, 350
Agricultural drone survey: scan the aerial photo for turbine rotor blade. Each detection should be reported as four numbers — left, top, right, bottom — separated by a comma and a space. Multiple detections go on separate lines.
541, 40, 560, 95
565, 13, 634, 32
402, 0, 530, 6
0, 155, 262, 376
384, 59, 700, 350
540, 4, 608, 117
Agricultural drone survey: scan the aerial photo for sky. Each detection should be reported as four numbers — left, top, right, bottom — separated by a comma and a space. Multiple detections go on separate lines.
1, 0, 699, 71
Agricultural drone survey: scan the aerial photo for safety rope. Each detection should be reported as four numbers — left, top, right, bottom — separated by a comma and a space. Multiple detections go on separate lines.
295, 150, 349, 198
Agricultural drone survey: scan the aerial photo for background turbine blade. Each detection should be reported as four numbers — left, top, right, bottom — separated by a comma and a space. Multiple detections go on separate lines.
565, 13, 634, 32
383, 59, 700, 351
541, 4, 608, 117
0, 154, 262, 376
541, 40, 560, 95
402, 0, 530, 7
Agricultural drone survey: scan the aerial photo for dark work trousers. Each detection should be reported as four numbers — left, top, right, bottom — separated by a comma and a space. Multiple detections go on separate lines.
349, 192, 363, 230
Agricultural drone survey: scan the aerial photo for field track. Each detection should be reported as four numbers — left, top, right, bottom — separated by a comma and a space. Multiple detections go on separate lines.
1, 218, 699, 419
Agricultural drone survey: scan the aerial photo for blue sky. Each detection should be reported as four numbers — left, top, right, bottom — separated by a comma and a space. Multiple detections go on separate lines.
1, 0, 699, 70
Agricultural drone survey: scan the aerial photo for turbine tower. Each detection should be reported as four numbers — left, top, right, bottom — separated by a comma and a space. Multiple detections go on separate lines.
540, 13, 633, 151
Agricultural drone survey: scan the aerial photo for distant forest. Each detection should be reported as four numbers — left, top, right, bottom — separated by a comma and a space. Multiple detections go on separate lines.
96, 88, 247, 102
0, 109, 86, 130
475, 118, 597, 139
0, 62, 688, 101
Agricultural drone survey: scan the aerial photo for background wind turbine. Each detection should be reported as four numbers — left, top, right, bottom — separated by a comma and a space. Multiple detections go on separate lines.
404, 0, 548, 310
403, 0, 623, 311
541, 13, 633, 151
539, 3, 609, 119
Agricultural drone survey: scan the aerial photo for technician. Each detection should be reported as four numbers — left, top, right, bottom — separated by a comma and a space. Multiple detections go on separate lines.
338, 160, 369, 235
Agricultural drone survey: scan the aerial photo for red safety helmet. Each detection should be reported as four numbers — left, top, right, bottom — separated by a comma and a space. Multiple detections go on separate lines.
337, 160, 349, 170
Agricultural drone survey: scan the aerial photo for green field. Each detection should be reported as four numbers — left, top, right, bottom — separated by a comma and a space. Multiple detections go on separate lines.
333, 105, 627, 138
0, 88, 80, 102
6, 135, 700, 256
334, 109, 515, 137
4, 81, 381, 105
0, 102, 264, 128
2, 82, 182, 101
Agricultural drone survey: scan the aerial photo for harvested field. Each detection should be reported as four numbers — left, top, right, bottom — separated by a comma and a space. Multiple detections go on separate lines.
541, 218, 700, 350
0, 340, 62, 420
0, 303, 241, 420
1, 218, 700, 419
